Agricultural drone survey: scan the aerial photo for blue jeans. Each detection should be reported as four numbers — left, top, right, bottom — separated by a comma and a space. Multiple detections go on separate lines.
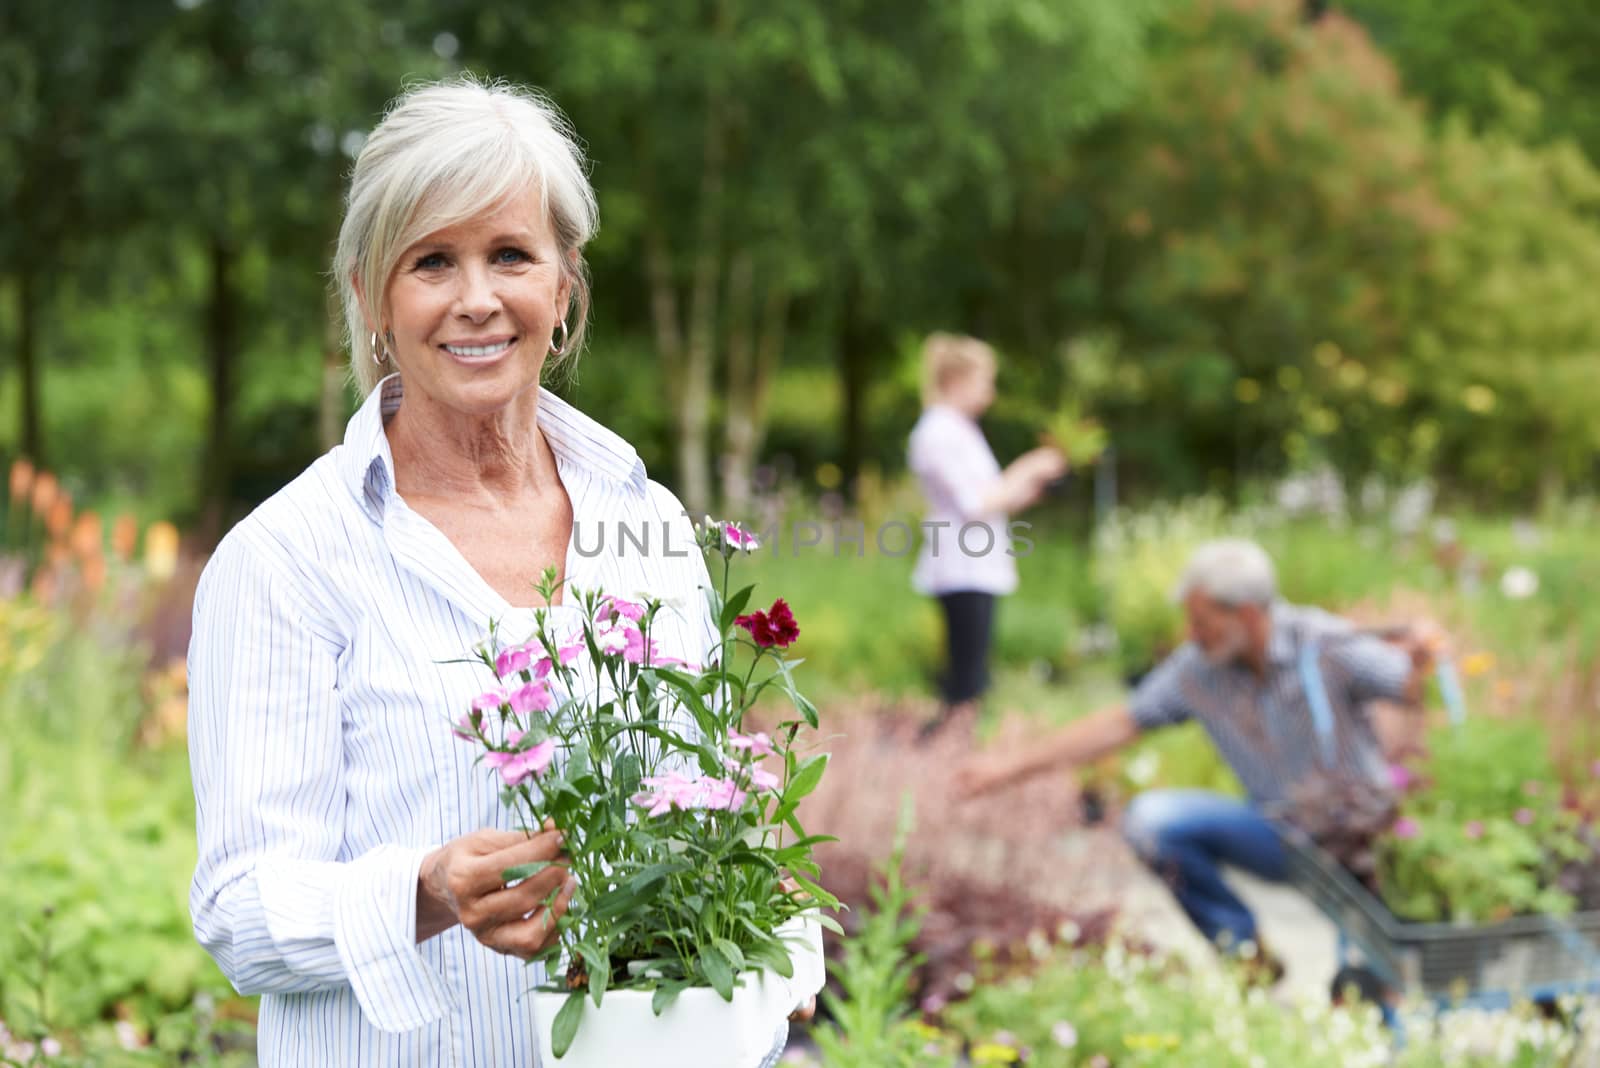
1122, 789, 1288, 949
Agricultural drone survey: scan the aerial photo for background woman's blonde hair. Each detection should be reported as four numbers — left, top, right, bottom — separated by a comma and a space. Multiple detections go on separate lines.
920, 332, 996, 406
334, 75, 599, 397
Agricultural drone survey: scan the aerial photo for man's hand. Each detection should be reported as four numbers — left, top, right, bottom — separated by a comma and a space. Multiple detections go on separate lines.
1397, 619, 1450, 672
954, 751, 1025, 800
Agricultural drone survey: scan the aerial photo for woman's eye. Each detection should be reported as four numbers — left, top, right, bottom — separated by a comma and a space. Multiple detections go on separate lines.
413, 252, 448, 271
494, 248, 531, 265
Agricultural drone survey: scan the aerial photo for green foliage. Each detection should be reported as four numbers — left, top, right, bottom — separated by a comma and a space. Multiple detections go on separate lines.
0, 598, 241, 1059
1379, 719, 1591, 924
941, 940, 1581, 1067
808, 806, 961, 1068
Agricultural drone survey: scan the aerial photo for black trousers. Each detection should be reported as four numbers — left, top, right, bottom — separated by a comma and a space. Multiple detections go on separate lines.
936, 591, 996, 705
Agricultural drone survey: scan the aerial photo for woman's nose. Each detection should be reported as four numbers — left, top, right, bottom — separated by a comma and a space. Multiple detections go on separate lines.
454, 264, 501, 321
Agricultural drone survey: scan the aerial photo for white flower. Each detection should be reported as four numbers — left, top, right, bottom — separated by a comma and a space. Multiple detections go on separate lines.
1052, 1021, 1079, 1048
1500, 566, 1539, 600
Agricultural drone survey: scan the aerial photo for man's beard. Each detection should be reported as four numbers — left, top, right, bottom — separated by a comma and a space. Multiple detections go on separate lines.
1202, 626, 1251, 667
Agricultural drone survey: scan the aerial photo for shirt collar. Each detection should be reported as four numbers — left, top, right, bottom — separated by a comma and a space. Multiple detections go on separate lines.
337, 373, 648, 520
1265, 601, 1298, 667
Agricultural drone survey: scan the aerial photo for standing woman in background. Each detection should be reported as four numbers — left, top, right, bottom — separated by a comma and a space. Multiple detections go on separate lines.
908, 333, 1066, 736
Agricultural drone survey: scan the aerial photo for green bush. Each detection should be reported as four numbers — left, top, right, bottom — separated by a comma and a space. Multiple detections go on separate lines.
0, 598, 238, 1054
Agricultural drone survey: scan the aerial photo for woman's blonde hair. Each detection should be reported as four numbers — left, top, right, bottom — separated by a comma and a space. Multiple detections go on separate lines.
334, 75, 600, 396
920, 332, 996, 406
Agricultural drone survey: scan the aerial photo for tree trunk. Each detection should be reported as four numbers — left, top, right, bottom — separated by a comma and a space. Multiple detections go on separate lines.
723, 259, 788, 518
16, 267, 42, 464
838, 280, 876, 499
721, 253, 756, 515
199, 233, 238, 543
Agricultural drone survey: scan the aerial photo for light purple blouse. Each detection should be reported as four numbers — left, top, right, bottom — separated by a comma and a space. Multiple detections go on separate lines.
907, 404, 1019, 596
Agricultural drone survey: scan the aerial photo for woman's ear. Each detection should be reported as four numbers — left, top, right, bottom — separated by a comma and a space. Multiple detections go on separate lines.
557, 250, 579, 318
352, 268, 382, 335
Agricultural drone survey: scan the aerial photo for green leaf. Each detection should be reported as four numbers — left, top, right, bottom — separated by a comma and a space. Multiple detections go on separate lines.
551, 990, 585, 1058
712, 937, 746, 972
775, 753, 830, 823
701, 943, 735, 1001
652, 981, 686, 1017
719, 584, 757, 633
748, 940, 795, 979
501, 861, 554, 882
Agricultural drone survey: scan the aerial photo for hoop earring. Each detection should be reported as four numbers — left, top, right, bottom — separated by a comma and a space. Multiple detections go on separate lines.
549, 319, 569, 357
369, 331, 389, 367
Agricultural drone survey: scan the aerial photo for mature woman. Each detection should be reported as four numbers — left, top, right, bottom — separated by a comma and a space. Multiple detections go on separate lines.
187, 79, 732, 1065
908, 333, 1065, 734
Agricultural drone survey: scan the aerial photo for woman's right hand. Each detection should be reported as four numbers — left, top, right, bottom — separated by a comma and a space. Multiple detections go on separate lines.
417, 821, 577, 958
1005, 446, 1068, 509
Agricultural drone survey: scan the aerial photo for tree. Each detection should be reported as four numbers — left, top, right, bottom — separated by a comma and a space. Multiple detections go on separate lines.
0, 0, 164, 464
100, 0, 435, 536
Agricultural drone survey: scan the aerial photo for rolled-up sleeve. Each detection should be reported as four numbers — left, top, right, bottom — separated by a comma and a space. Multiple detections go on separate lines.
1128, 647, 1197, 731
187, 532, 452, 1032
1327, 634, 1413, 705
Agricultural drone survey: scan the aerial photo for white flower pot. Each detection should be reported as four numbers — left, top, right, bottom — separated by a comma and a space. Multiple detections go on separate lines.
534, 916, 825, 1067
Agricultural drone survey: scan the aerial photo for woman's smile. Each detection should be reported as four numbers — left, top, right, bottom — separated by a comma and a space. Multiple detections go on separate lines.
440, 335, 518, 365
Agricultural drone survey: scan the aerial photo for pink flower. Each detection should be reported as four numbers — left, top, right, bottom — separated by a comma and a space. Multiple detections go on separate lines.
1465, 820, 1485, 840
598, 595, 647, 623
1592, 760, 1600, 779
1524, 780, 1544, 797
1392, 817, 1420, 840
534, 642, 584, 679
724, 522, 759, 552
485, 736, 556, 787
472, 688, 508, 713
509, 681, 554, 715
729, 730, 777, 758
1516, 808, 1536, 826
1052, 1022, 1079, 1049
702, 777, 748, 811
495, 644, 533, 678
452, 710, 481, 741
633, 772, 702, 817
1387, 764, 1415, 791
724, 754, 781, 792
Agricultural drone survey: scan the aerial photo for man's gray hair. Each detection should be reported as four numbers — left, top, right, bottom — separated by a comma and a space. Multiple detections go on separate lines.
1174, 539, 1277, 607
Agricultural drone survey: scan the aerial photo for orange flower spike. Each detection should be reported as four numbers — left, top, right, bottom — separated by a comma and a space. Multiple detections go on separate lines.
71, 511, 103, 559
46, 494, 73, 540
111, 513, 139, 562
30, 471, 58, 515
9, 458, 33, 501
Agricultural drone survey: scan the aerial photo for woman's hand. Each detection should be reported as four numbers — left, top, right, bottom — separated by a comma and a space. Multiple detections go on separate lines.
417, 821, 576, 958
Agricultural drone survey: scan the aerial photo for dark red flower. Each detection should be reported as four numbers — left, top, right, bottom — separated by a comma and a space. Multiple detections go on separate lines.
766, 598, 800, 646
735, 598, 800, 649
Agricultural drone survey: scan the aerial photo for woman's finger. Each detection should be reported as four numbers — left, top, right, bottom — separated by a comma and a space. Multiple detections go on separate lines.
495, 876, 578, 957
462, 828, 564, 898
467, 859, 569, 927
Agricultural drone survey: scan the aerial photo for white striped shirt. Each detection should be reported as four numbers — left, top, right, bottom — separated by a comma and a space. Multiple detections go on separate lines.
187, 374, 727, 1066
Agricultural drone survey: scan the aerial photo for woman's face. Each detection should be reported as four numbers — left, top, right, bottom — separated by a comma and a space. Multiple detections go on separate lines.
380, 188, 570, 420
945, 359, 997, 417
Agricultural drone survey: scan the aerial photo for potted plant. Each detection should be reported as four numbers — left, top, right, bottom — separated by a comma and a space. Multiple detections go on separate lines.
452, 520, 837, 1065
